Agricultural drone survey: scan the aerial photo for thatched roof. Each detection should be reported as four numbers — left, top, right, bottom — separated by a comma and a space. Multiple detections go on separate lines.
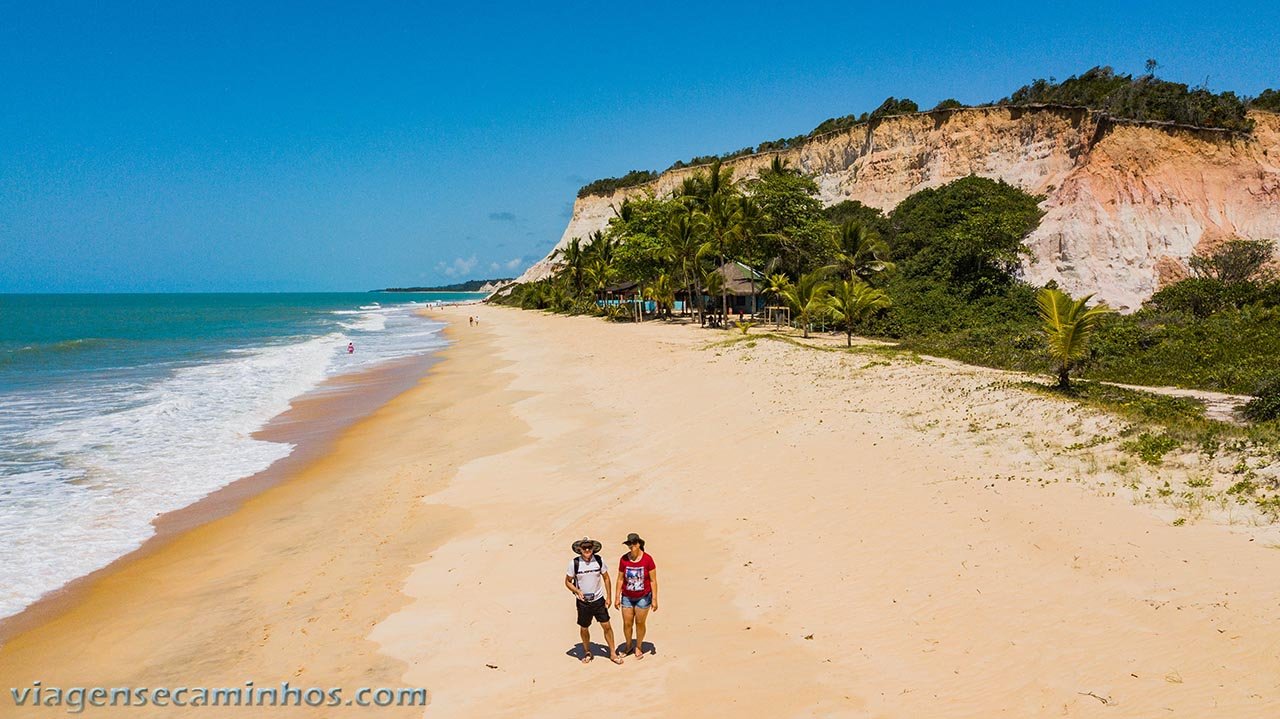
604, 280, 641, 293
715, 261, 765, 296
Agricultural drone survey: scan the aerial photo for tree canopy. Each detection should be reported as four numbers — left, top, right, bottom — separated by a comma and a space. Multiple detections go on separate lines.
888, 176, 1045, 294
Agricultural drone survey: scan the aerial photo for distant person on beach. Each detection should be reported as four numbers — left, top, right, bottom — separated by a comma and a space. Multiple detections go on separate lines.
614, 532, 657, 660
565, 536, 623, 665
469, 316, 474, 326
347, 342, 354, 354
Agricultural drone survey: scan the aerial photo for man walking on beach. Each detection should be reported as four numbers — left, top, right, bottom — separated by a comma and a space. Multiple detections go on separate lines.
565, 536, 624, 665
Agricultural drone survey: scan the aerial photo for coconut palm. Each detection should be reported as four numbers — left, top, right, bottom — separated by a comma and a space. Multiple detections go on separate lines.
703, 192, 749, 320
644, 273, 677, 319
1036, 287, 1113, 390
700, 266, 725, 326
763, 272, 793, 301
828, 221, 895, 281
584, 256, 616, 308
761, 155, 797, 177
662, 209, 701, 317
780, 269, 832, 338
554, 237, 586, 295
826, 280, 892, 347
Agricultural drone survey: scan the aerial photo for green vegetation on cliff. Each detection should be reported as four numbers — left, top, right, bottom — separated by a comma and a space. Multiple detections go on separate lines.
576, 65, 1277, 198
998, 66, 1254, 131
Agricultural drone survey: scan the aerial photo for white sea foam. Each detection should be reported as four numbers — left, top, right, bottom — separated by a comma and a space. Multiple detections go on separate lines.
0, 304, 446, 621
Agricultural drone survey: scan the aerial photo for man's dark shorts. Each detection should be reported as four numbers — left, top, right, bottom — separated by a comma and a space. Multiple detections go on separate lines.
576, 596, 610, 627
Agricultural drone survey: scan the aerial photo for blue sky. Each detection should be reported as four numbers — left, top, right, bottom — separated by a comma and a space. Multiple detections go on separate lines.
2, 1, 1276, 292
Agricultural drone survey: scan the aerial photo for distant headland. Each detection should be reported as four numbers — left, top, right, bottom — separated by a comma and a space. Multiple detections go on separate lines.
376, 278, 513, 293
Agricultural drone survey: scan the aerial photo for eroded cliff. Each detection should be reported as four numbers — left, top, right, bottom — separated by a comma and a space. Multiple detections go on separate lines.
519, 106, 1280, 310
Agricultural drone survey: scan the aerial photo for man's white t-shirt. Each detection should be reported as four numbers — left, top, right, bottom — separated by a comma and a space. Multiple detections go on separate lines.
567, 555, 607, 601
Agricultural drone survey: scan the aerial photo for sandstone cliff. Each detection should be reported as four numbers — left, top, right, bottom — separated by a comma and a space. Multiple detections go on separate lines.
518, 106, 1280, 310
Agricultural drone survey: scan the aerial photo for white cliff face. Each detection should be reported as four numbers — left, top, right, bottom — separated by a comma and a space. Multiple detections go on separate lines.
518, 107, 1280, 311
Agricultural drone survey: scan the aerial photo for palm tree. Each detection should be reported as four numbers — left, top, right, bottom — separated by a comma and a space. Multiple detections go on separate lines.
584, 256, 616, 308
554, 237, 586, 295
644, 273, 676, 319
828, 221, 895, 281
826, 280, 892, 347
762, 155, 796, 177
762, 273, 793, 325
704, 192, 748, 320
700, 266, 725, 326
1036, 287, 1113, 390
662, 209, 701, 318
780, 269, 831, 338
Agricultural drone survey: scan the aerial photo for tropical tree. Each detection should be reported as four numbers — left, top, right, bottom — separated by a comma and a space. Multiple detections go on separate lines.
829, 221, 895, 281
780, 269, 832, 338
703, 190, 747, 320
1035, 287, 1113, 390
662, 208, 702, 317
700, 266, 725, 326
761, 155, 797, 178
678, 158, 735, 209
825, 280, 892, 347
554, 237, 586, 295
584, 256, 616, 307
644, 273, 677, 319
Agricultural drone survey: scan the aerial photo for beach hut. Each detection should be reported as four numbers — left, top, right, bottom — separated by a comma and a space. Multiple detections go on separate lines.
603, 280, 646, 321
674, 261, 766, 326
715, 260, 766, 317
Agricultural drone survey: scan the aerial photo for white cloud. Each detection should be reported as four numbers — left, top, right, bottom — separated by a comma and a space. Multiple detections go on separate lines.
488, 257, 526, 273
436, 255, 478, 278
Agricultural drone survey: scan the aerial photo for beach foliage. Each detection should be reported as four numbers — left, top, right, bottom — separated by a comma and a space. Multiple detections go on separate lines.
1242, 377, 1280, 423
823, 201, 891, 238
828, 220, 895, 282
1121, 431, 1181, 465
889, 175, 1044, 295
825, 280, 891, 347
1036, 288, 1114, 389
1187, 238, 1276, 285
779, 269, 832, 338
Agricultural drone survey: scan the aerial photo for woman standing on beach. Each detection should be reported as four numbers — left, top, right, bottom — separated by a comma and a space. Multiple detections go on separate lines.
614, 532, 657, 660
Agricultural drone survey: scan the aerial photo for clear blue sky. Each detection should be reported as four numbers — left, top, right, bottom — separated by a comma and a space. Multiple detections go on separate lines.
2, 1, 1276, 292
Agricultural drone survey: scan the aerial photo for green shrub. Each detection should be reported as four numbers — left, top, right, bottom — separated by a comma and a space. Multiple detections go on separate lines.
1243, 377, 1280, 422
1122, 432, 1181, 464
1000, 66, 1253, 132
578, 170, 660, 198
1251, 89, 1280, 113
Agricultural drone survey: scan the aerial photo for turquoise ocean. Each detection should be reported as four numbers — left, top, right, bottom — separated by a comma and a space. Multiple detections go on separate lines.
0, 292, 482, 621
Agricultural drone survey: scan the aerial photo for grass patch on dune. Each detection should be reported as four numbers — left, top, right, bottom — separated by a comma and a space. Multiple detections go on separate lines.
1020, 380, 1280, 458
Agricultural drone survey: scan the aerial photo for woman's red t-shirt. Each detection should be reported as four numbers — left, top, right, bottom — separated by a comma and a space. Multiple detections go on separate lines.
619, 552, 656, 598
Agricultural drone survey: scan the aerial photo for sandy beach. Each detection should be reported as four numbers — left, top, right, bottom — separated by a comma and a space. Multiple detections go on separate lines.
3, 304, 1280, 718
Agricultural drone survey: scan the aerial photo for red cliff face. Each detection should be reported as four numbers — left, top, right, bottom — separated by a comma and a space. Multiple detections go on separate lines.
520, 107, 1280, 310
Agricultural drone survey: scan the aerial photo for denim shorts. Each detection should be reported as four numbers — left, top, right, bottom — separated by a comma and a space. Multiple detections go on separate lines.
620, 593, 652, 609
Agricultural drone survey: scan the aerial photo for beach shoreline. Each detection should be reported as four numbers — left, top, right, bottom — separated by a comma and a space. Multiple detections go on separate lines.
4, 304, 1280, 718
0, 346, 442, 645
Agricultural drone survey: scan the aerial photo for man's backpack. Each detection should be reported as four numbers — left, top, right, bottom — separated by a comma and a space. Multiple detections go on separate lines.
572, 554, 603, 588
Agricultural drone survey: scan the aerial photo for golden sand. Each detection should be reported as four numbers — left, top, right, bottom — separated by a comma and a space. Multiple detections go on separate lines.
3, 305, 1280, 717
